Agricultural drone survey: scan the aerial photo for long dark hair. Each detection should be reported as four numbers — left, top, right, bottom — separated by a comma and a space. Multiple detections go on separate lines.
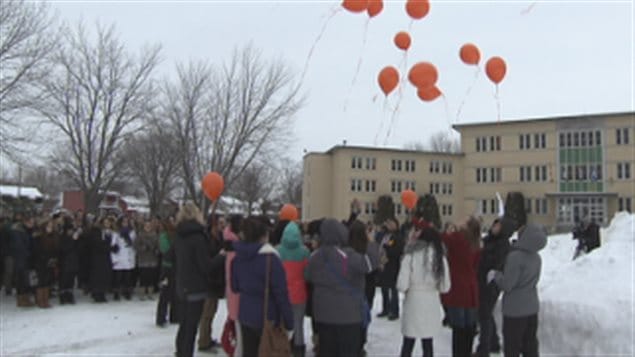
348, 220, 368, 254
418, 227, 445, 289
462, 216, 481, 250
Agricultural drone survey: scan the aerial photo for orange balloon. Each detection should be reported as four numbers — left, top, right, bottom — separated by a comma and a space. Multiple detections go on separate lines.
401, 190, 418, 209
378, 66, 399, 96
394, 31, 411, 51
486, 56, 507, 84
367, 0, 383, 17
279, 204, 299, 221
408, 62, 438, 88
405, 0, 430, 20
460, 43, 480, 65
201, 172, 224, 201
417, 85, 442, 102
342, 0, 368, 13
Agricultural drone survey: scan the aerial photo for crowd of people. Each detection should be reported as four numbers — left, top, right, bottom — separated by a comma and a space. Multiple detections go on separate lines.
1, 203, 549, 357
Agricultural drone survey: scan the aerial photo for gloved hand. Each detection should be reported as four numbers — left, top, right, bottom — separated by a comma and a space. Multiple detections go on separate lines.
487, 270, 498, 284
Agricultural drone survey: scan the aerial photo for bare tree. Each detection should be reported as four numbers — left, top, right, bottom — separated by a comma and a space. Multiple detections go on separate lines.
167, 45, 303, 206
119, 125, 181, 216
405, 131, 461, 153
231, 161, 276, 216
36, 24, 161, 213
277, 159, 302, 207
0, 0, 57, 159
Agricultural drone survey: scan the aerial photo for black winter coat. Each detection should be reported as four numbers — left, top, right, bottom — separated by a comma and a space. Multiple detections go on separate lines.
173, 220, 219, 300
11, 223, 33, 271
207, 233, 226, 298
477, 217, 515, 311
376, 230, 404, 288
59, 231, 80, 273
89, 227, 114, 293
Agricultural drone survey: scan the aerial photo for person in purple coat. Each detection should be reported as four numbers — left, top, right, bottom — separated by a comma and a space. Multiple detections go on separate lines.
231, 217, 294, 357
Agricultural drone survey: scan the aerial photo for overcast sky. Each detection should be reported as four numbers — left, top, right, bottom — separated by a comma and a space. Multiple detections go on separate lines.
19, 1, 635, 168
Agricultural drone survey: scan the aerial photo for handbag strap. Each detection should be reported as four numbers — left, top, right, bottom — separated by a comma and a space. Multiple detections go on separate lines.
262, 254, 271, 324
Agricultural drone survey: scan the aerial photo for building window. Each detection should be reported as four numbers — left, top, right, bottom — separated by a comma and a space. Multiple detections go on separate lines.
496, 167, 502, 182
559, 133, 565, 148
619, 197, 632, 213
404, 159, 416, 173
535, 198, 548, 215
365, 157, 377, 170
476, 138, 481, 152
351, 179, 362, 192
448, 162, 453, 174
351, 157, 362, 169
617, 162, 631, 180
490, 199, 497, 215
442, 205, 447, 216
519, 134, 524, 150
519, 167, 525, 182
616, 128, 630, 145
479, 200, 488, 215
595, 130, 602, 146
496, 136, 501, 151
541, 133, 546, 148
442, 162, 447, 174
365, 180, 376, 193
448, 205, 453, 216
396, 204, 403, 215
429, 161, 440, 174
525, 198, 532, 214
448, 183, 453, 195
489, 136, 495, 151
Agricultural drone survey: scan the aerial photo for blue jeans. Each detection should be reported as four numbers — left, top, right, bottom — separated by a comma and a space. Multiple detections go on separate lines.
381, 286, 399, 316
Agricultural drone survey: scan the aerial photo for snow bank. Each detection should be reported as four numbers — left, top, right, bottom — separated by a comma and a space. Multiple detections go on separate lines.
538, 212, 634, 355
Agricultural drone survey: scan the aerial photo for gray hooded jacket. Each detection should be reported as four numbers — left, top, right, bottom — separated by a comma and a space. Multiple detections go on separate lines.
306, 219, 379, 325
494, 223, 547, 317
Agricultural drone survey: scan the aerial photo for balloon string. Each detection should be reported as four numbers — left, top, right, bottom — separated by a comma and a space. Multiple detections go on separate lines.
344, 18, 370, 112
495, 85, 501, 122
384, 90, 404, 145
455, 67, 480, 124
374, 96, 389, 146
521, 2, 537, 15
299, 6, 339, 85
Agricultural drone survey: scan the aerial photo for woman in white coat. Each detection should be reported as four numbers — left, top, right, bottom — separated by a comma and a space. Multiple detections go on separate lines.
397, 223, 451, 357
111, 216, 136, 300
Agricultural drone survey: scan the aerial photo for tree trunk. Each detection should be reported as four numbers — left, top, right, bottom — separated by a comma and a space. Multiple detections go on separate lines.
84, 189, 101, 215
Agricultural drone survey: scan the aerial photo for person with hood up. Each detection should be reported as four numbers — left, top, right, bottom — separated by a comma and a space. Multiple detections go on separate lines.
307, 218, 379, 357
277, 222, 310, 357
476, 217, 516, 356
488, 223, 547, 357
172, 203, 219, 357
397, 222, 451, 357
231, 217, 294, 356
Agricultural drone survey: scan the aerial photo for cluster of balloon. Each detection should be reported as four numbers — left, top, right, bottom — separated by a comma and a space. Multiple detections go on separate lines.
201, 172, 224, 202
409, 62, 441, 102
279, 203, 299, 221
401, 189, 418, 210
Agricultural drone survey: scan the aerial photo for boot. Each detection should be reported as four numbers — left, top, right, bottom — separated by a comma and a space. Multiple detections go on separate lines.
17, 294, 35, 307
41, 288, 52, 308
292, 345, 306, 357
35, 288, 44, 308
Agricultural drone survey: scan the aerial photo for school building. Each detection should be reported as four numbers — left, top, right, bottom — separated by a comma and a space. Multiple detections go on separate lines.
302, 111, 634, 231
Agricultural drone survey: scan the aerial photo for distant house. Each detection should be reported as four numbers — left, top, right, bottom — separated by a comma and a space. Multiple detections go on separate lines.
61, 190, 150, 217
0, 184, 44, 216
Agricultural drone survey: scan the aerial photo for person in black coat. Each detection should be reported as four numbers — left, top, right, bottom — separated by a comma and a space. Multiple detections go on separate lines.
33, 219, 60, 308
11, 215, 36, 307
476, 217, 516, 357
376, 217, 404, 320
59, 216, 80, 304
89, 217, 116, 303
172, 203, 222, 357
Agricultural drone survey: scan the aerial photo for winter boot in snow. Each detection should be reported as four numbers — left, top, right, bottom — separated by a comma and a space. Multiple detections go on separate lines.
17, 294, 35, 307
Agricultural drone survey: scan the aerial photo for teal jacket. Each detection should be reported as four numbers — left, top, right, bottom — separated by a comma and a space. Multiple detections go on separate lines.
276, 223, 310, 304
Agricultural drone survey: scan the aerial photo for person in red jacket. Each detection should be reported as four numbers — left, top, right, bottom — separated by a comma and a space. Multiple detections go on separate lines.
442, 216, 481, 357
277, 222, 310, 357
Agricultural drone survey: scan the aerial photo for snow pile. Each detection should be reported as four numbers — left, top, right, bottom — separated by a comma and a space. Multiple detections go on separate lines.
538, 212, 634, 356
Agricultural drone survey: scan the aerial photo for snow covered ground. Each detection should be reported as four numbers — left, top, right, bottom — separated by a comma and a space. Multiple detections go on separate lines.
1, 213, 633, 356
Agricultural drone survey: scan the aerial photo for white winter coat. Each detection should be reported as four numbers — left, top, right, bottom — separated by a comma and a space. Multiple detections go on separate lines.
397, 241, 451, 339
111, 230, 136, 271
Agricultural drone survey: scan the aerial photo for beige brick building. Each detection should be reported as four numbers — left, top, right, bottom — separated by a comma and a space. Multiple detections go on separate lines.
302, 112, 634, 231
